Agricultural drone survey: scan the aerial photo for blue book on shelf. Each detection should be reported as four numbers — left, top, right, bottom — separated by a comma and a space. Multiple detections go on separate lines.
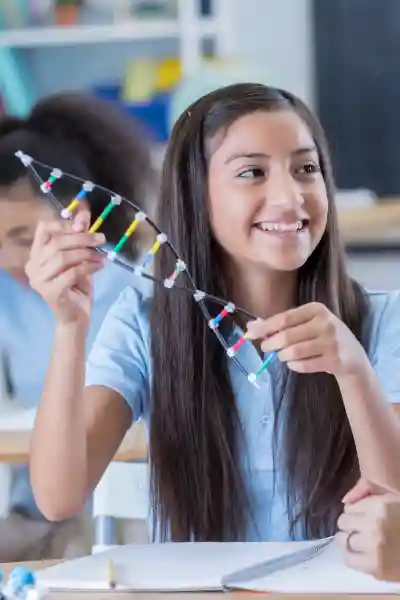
93, 84, 170, 143
0, 47, 35, 117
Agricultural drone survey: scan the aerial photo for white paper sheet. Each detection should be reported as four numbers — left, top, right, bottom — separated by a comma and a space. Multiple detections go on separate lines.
233, 542, 400, 594
37, 540, 323, 592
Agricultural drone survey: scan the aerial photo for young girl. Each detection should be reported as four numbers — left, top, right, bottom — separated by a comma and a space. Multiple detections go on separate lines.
27, 84, 400, 551
0, 91, 153, 560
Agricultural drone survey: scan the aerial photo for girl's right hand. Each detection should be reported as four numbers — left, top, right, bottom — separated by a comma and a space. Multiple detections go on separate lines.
25, 210, 106, 327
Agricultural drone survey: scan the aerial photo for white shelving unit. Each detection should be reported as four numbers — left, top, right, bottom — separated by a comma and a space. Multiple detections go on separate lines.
0, 18, 217, 48
0, 0, 234, 76
0, 21, 190, 47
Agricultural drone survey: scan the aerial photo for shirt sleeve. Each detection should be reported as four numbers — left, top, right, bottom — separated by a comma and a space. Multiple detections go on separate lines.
85, 285, 151, 422
369, 291, 400, 403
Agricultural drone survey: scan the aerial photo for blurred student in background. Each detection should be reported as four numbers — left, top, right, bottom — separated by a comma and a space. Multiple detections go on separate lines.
0, 91, 154, 561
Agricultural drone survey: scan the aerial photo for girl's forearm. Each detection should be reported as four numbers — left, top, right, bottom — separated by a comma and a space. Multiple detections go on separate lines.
30, 322, 88, 520
337, 362, 400, 493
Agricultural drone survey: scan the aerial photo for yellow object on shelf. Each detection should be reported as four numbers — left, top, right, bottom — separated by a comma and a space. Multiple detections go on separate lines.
155, 57, 181, 92
122, 59, 158, 103
122, 56, 182, 104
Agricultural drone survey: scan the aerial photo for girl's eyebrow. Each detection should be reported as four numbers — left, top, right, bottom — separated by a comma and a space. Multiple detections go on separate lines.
224, 146, 318, 164
224, 152, 269, 164
293, 146, 318, 156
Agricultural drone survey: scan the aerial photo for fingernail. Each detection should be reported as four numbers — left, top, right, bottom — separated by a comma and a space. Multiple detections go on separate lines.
72, 222, 84, 232
247, 319, 258, 326
93, 233, 106, 244
246, 320, 260, 339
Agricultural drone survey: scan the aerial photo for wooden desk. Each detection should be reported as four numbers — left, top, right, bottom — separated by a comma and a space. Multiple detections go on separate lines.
1, 561, 399, 599
0, 422, 148, 544
0, 421, 148, 465
338, 198, 400, 249
338, 198, 400, 236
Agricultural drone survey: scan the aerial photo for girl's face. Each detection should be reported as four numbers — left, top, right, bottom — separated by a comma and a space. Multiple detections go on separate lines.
0, 177, 54, 286
207, 110, 329, 274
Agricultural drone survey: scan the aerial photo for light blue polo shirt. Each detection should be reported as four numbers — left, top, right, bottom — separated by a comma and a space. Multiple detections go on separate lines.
86, 285, 400, 541
0, 262, 150, 518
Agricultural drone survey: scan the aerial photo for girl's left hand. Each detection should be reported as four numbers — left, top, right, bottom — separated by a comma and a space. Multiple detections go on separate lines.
336, 487, 400, 581
246, 302, 367, 376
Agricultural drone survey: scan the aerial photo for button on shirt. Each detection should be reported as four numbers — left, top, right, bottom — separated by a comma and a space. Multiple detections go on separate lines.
86, 285, 400, 541
0, 263, 149, 518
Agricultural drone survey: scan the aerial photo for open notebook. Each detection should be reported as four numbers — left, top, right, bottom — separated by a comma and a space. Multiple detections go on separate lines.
37, 537, 400, 594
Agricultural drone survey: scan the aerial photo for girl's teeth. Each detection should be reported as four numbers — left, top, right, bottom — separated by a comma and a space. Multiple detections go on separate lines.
258, 221, 303, 232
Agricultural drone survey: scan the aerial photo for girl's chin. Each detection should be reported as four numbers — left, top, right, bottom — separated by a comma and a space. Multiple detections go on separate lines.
9, 269, 30, 286
248, 251, 311, 273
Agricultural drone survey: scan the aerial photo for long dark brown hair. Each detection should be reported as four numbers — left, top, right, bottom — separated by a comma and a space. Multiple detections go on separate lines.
150, 83, 370, 541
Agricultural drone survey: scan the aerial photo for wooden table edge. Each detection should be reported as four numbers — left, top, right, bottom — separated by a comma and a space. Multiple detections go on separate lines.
0, 422, 148, 465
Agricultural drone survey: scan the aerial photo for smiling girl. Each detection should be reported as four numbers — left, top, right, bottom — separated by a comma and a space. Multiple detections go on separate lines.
25, 83, 400, 549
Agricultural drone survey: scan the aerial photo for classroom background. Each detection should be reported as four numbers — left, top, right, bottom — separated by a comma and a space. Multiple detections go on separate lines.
1, 0, 400, 559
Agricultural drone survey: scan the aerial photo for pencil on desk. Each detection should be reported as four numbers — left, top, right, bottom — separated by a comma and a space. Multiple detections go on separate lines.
108, 559, 117, 590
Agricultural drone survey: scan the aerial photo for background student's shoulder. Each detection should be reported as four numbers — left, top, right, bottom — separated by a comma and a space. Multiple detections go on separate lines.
0, 266, 54, 348
0, 267, 30, 310
0, 268, 13, 347
0, 268, 13, 314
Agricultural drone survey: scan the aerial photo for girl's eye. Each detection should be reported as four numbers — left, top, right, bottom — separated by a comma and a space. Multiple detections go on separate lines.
15, 238, 34, 249
297, 163, 321, 175
237, 167, 265, 179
